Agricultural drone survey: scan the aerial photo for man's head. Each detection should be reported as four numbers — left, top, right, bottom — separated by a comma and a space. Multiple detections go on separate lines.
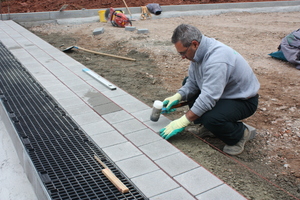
171, 24, 202, 61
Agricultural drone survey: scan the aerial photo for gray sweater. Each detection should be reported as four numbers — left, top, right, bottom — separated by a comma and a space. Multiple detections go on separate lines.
178, 35, 260, 117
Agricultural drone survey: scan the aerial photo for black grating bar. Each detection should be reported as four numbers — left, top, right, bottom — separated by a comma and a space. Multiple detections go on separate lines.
0, 42, 147, 200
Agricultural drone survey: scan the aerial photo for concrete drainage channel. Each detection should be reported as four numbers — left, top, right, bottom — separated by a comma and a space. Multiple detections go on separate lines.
0, 42, 147, 199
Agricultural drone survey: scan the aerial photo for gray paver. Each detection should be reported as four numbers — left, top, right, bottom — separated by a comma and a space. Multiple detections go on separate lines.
69, 83, 92, 94
155, 152, 199, 177
126, 129, 161, 147
74, 85, 101, 98
55, 72, 83, 83
196, 184, 247, 200
41, 60, 65, 72
34, 74, 63, 88
150, 187, 195, 200
131, 170, 179, 198
174, 167, 223, 196
49, 89, 77, 100
137, 29, 149, 34
9, 48, 32, 60
143, 115, 172, 133
102, 110, 134, 124
55, 55, 83, 70
85, 79, 109, 91
113, 118, 148, 135
55, 96, 86, 109
115, 154, 159, 178
102, 141, 142, 162
93, 102, 122, 115
139, 139, 179, 161
93, 27, 104, 35
125, 26, 136, 31
111, 94, 149, 113
63, 103, 94, 116
90, 130, 127, 148
71, 110, 102, 126
101, 87, 127, 98
20, 60, 48, 74
131, 108, 153, 122
80, 119, 115, 136
85, 94, 111, 107
79, 88, 100, 100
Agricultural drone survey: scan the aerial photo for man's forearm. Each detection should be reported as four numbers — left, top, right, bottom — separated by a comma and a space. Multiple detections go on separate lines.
185, 110, 200, 122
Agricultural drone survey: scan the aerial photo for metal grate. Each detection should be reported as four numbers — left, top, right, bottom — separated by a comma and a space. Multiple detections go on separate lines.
0, 42, 147, 200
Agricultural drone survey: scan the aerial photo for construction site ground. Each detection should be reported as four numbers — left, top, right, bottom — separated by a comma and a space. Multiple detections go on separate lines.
26, 10, 300, 199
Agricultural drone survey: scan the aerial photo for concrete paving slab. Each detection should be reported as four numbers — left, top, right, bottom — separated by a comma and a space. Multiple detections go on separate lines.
80, 119, 115, 136
131, 170, 180, 198
111, 94, 150, 113
196, 183, 247, 200
155, 152, 199, 177
126, 129, 161, 147
102, 110, 134, 124
64, 103, 96, 117
85, 94, 112, 107
68, 83, 94, 94
55, 72, 84, 83
143, 115, 172, 132
102, 141, 143, 162
131, 108, 153, 122
91, 130, 127, 148
54, 55, 84, 70
139, 139, 180, 161
113, 118, 148, 135
71, 110, 102, 126
85, 78, 111, 91
115, 154, 160, 178
18, 59, 48, 74
150, 187, 196, 200
49, 88, 77, 100
101, 86, 128, 98
174, 167, 224, 195
93, 102, 122, 115
34, 74, 65, 88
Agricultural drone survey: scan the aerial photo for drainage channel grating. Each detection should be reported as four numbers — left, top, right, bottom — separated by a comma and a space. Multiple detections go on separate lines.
0, 42, 147, 200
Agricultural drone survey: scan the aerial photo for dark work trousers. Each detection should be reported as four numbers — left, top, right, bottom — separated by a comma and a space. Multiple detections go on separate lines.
183, 77, 259, 145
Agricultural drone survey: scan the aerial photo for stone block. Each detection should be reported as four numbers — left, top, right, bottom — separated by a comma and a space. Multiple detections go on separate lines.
137, 29, 149, 34
93, 27, 104, 35
125, 26, 136, 31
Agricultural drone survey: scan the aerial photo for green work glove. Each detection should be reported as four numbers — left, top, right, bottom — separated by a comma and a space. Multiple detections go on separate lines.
159, 115, 190, 140
162, 93, 182, 113
161, 107, 177, 114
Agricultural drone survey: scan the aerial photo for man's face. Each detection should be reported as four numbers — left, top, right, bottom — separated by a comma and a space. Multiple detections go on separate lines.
175, 41, 198, 61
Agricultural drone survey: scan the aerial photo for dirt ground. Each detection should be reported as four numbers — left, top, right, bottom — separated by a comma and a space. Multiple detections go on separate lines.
27, 11, 300, 200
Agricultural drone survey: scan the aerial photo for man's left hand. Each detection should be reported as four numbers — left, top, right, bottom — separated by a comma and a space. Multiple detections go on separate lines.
159, 115, 190, 140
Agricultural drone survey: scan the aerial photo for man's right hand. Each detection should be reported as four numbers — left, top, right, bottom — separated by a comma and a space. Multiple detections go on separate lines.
162, 93, 182, 112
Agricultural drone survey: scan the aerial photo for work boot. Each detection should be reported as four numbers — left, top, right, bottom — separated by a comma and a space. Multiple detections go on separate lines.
186, 125, 216, 138
223, 127, 256, 156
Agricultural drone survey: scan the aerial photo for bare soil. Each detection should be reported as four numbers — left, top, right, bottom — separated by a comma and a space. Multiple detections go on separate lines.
28, 11, 300, 200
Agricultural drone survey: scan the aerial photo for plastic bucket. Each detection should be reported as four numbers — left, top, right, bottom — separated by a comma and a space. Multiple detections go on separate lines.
98, 10, 107, 22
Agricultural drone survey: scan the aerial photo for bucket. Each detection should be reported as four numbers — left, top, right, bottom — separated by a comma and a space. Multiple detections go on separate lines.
98, 10, 107, 22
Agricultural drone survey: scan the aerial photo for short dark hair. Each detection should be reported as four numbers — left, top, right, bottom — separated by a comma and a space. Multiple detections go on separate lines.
171, 24, 202, 47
